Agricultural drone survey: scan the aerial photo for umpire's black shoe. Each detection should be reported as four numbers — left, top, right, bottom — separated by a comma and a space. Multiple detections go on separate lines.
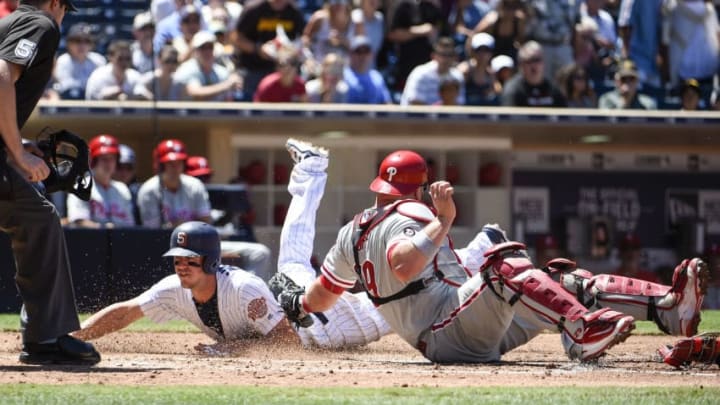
19, 335, 101, 366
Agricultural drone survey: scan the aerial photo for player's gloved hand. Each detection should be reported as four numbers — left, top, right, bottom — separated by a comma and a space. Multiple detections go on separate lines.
277, 290, 314, 329
658, 333, 720, 368
268, 273, 315, 328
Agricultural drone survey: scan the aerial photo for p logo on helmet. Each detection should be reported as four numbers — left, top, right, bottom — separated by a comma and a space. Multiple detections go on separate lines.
369, 150, 428, 196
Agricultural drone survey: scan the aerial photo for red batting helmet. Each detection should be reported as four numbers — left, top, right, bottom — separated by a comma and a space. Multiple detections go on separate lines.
154, 139, 188, 168
185, 156, 213, 177
369, 150, 428, 196
89, 134, 120, 160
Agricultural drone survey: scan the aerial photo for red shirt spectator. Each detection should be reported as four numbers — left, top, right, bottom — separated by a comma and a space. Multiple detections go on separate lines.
0, 0, 18, 18
253, 72, 307, 102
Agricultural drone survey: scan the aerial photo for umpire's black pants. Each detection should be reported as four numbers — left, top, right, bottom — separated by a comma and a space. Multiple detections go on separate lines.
0, 155, 80, 343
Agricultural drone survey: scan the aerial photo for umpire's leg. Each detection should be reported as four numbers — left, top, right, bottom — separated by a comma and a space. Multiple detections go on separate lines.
0, 165, 80, 343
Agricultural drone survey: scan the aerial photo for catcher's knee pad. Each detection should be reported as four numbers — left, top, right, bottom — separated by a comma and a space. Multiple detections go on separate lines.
506, 269, 587, 325
482, 241, 533, 279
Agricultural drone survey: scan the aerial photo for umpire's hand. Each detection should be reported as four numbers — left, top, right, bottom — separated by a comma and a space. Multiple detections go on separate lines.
16, 143, 50, 182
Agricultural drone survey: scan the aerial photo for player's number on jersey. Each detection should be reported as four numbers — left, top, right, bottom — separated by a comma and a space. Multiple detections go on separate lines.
361, 261, 379, 297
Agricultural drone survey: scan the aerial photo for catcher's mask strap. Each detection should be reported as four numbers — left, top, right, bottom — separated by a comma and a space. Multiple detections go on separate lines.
38, 129, 94, 201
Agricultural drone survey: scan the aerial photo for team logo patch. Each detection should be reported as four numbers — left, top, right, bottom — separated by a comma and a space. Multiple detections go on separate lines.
14, 39, 37, 59
403, 227, 416, 237
247, 297, 268, 321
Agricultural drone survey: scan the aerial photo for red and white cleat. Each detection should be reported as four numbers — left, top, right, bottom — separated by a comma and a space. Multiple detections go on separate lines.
564, 308, 636, 362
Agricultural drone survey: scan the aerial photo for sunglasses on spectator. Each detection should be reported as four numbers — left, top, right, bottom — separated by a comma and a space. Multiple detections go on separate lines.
69, 38, 92, 44
182, 16, 200, 24
522, 57, 543, 65
116, 56, 132, 62
197, 44, 214, 51
435, 52, 456, 58
162, 59, 179, 65
620, 76, 637, 84
352, 46, 371, 54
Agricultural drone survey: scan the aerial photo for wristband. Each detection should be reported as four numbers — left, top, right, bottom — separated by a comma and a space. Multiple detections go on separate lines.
411, 230, 440, 258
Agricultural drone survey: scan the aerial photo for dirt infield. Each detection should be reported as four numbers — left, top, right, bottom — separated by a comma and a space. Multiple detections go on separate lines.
0, 331, 718, 388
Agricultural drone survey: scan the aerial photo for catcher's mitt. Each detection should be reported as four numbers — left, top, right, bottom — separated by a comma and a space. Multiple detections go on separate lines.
36, 129, 93, 201
267, 273, 314, 328
658, 332, 720, 368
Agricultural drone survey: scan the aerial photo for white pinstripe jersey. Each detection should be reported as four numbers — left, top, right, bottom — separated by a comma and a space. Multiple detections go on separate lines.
137, 265, 284, 341
321, 200, 470, 347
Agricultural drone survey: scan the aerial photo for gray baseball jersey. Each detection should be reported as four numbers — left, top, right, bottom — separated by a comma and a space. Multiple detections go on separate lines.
66, 180, 135, 226
137, 174, 211, 228
137, 265, 283, 341
321, 201, 471, 347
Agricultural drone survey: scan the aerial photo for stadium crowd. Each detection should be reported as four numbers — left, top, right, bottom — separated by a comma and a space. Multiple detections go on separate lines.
1, 0, 718, 109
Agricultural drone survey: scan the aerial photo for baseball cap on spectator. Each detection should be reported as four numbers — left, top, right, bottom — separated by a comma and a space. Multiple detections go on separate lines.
180, 5, 201, 21
118, 144, 136, 166
350, 35, 372, 52
192, 31, 216, 50
471, 32, 495, 51
133, 11, 154, 31
67, 23, 93, 42
209, 20, 228, 35
681, 78, 701, 96
619, 233, 642, 251
616, 59, 639, 79
491, 55, 515, 73
186, 156, 213, 177
61, 0, 78, 12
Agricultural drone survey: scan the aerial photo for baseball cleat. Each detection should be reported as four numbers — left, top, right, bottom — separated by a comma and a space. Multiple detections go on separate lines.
286, 138, 328, 163
670, 258, 709, 337
565, 308, 635, 362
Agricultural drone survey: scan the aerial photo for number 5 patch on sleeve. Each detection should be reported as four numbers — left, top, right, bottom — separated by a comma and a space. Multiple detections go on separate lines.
14, 39, 37, 59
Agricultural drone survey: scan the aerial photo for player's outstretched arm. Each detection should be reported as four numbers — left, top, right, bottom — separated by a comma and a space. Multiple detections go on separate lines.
303, 277, 343, 314
72, 299, 145, 341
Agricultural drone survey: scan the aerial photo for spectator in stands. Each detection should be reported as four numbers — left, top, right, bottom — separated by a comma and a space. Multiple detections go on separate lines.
0, 0, 17, 18
208, 18, 237, 72
138, 139, 212, 229
113, 144, 142, 226
234, 0, 306, 101
303, 0, 355, 71
580, 0, 618, 90
702, 242, 720, 309
679, 78, 702, 111
67, 135, 135, 229
185, 155, 214, 184
448, 0, 490, 58
305, 53, 349, 103
154, 0, 206, 53
137, 45, 186, 101
131, 12, 156, 75
175, 31, 243, 101
598, 59, 657, 110
85, 40, 151, 101
458, 32, 498, 106
349, 0, 384, 68
53, 23, 106, 100
556, 63, 597, 108
663, 0, 719, 107
572, 17, 601, 76
617, 0, 665, 98
254, 49, 308, 102
525, 0, 577, 81
501, 41, 567, 107
400, 37, 465, 105
173, 5, 204, 63
473, 0, 527, 60
614, 233, 660, 283
202, 0, 243, 35
343, 35, 392, 104
491, 54, 515, 93
436, 74, 462, 105
387, 0, 445, 92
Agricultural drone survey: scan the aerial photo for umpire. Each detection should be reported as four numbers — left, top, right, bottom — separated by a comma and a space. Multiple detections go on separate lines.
0, 0, 100, 365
